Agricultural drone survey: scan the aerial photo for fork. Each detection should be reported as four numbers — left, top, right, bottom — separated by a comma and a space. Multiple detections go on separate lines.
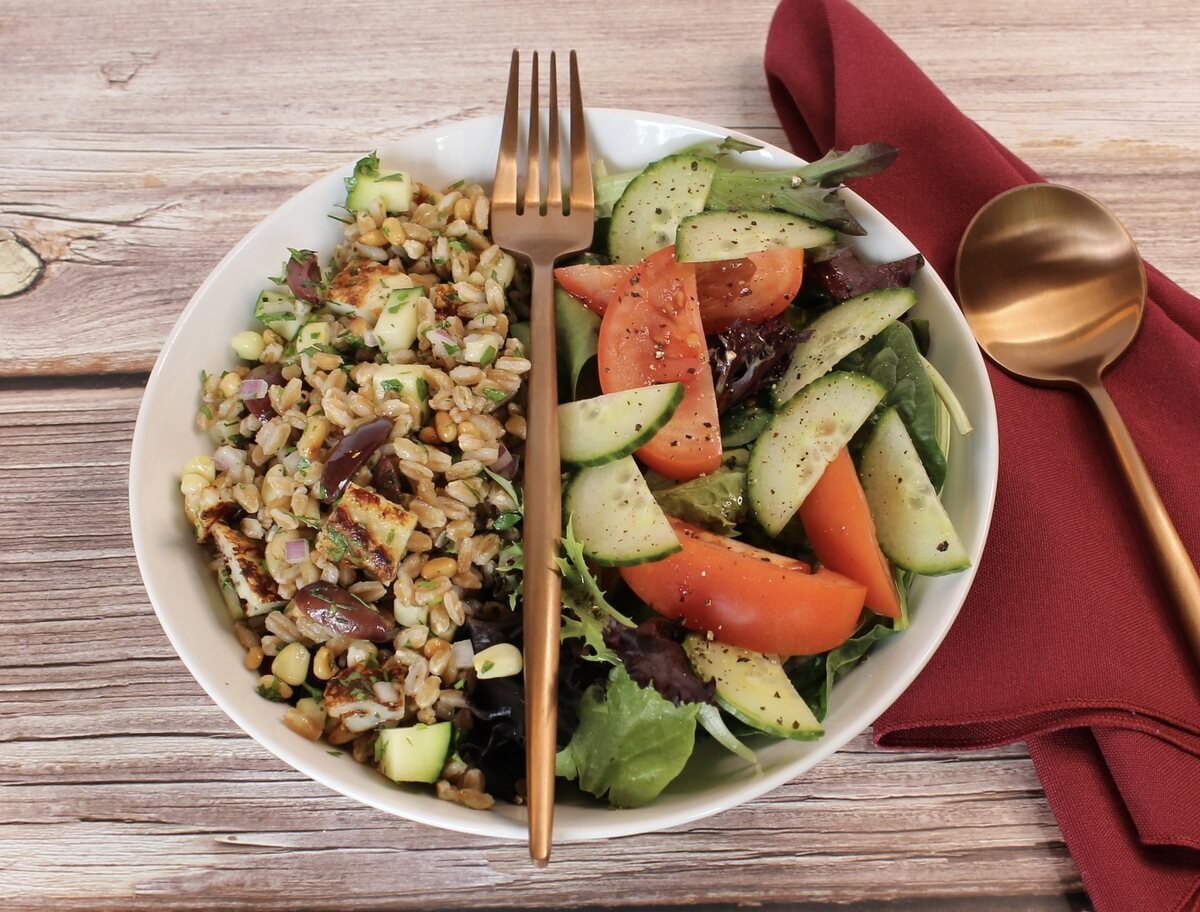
490, 49, 594, 866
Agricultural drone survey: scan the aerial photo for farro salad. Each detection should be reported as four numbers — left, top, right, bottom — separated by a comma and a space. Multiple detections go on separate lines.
181, 138, 972, 812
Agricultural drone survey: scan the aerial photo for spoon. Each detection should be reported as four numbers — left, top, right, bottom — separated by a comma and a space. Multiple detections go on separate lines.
956, 182, 1200, 665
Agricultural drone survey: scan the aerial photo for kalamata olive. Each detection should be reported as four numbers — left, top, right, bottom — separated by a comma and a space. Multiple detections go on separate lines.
320, 417, 392, 502
372, 453, 405, 504
244, 363, 285, 419
286, 249, 323, 305
293, 582, 391, 642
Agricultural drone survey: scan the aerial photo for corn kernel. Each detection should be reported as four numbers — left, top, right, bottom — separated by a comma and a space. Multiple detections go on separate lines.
232, 330, 265, 361
181, 454, 216, 482
180, 472, 208, 496
473, 642, 522, 679
218, 371, 242, 398
295, 696, 327, 728
271, 642, 311, 686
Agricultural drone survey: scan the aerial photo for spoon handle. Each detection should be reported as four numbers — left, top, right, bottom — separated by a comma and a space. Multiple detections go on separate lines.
1083, 377, 1200, 666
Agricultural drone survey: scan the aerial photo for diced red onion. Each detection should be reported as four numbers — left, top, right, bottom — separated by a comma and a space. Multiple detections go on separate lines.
212, 445, 246, 472
284, 538, 310, 563
427, 328, 457, 353
372, 680, 400, 704
238, 378, 269, 400
492, 443, 519, 479
450, 639, 476, 670
363, 330, 377, 348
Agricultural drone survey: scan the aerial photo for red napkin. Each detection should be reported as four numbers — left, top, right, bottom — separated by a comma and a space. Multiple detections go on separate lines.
765, 2, 1200, 910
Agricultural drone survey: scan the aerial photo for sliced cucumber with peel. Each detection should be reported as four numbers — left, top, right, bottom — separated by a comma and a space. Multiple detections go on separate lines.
675, 210, 836, 262
772, 287, 917, 407
859, 408, 969, 575
559, 383, 684, 467
684, 634, 823, 741
749, 371, 886, 536
607, 153, 718, 264
564, 456, 681, 566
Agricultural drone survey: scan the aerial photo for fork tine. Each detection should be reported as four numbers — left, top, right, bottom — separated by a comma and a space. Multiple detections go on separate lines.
523, 51, 541, 215
494, 49, 520, 208
568, 50, 593, 211
546, 52, 563, 213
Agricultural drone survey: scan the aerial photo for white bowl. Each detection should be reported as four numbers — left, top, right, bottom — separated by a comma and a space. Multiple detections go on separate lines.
130, 109, 998, 842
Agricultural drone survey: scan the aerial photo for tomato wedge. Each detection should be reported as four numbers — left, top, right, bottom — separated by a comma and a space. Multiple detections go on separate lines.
598, 246, 721, 480
620, 518, 866, 656
799, 448, 902, 618
554, 263, 632, 316
693, 248, 806, 333
556, 248, 805, 333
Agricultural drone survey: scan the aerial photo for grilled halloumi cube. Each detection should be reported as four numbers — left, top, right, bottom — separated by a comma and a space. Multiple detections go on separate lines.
315, 483, 416, 583
211, 522, 285, 616
325, 263, 414, 325
185, 485, 239, 542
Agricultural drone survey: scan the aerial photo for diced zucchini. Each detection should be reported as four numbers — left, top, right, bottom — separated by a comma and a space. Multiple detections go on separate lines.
345, 152, 413, 215
462, 331, 505, 365
372, 364, 429, 422
376, 723, 452, 784
486, 251, 517, 287
374, 287, 424, 353
674, 210, 836, 262
296, 320, 333, 354
254, 291, 311, 342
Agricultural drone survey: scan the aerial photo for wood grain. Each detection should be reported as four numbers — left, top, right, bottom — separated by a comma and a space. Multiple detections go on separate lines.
3, 0, 1199, 908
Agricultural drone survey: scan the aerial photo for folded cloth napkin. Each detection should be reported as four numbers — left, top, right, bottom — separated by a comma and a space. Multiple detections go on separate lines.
765, 2, 1200, 910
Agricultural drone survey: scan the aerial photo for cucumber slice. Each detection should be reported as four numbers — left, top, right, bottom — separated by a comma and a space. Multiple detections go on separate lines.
859, 408, 969, 575
608, 153, 718, 264
772, 287, 917, 407
559, 383, 684, 467
376, 722, 452, 784
684, 634, 823, 741
748, 371, 886, 536
564, 456, 681, 566
675, 210, 836, 263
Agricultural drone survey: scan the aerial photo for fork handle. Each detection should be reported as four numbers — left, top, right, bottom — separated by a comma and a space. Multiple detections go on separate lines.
523, 260, 562, 865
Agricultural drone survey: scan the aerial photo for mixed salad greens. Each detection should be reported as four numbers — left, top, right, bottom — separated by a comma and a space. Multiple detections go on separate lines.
467, 137, 974, 808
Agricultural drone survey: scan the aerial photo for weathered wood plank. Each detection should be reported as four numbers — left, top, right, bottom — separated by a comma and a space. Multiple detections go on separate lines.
0, 0, 1197, 378
0, 382, 1083, 907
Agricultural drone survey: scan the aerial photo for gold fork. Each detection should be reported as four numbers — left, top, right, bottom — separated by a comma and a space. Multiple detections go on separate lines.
490, 49, 594, 866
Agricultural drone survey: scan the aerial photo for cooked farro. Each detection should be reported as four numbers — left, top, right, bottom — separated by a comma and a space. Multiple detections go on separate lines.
182, 157, 527, 810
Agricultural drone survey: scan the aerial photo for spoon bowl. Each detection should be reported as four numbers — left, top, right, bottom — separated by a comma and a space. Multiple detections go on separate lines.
956, 182, 1200, 668
956, 183, 1146, 385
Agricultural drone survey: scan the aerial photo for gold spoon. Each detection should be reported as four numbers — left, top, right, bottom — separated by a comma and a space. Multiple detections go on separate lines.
956, 182, 1200, 665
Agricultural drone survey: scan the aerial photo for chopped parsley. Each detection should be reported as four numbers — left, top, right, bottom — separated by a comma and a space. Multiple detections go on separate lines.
482, 387, 507, 402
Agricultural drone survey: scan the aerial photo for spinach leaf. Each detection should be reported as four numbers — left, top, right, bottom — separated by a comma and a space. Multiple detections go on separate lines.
840, 321, 946, 490
555, 664, 700, 808
652, 464, 747, 535
555, 288, 600, 400
787, 619, 899, 722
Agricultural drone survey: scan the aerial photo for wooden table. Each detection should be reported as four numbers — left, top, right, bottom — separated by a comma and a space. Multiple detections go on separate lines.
2, 1, 1197, 908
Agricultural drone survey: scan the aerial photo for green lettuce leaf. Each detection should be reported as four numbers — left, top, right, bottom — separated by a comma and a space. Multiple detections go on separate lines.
558, 517, 635, 663
556, 664, 700, 807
